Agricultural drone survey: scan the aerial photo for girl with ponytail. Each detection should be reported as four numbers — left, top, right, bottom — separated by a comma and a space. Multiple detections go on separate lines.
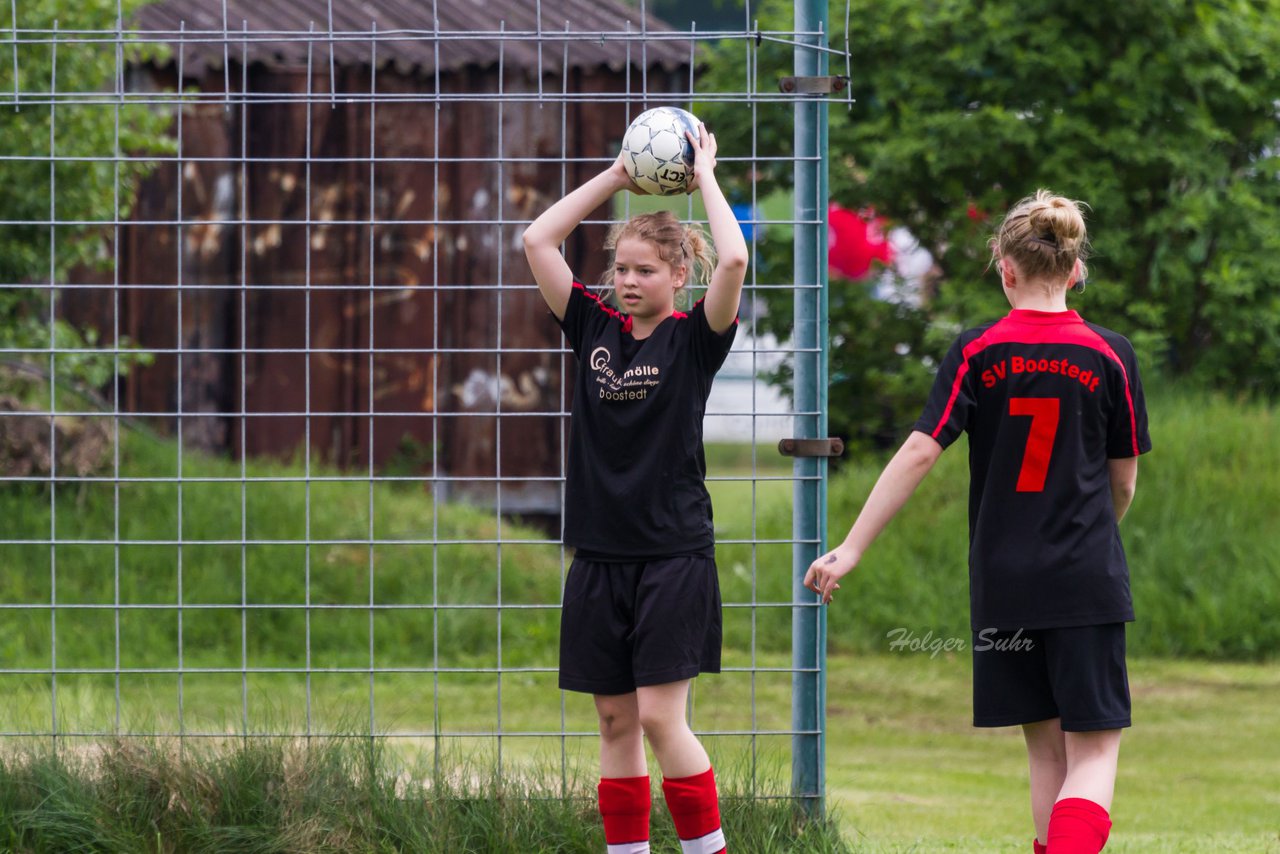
807, 190, 1151, 854
523, 122, 747, 854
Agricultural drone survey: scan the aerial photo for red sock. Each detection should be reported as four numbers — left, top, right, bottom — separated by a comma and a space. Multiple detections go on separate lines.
661, 767, 726, 854
1034, 840, 1048, 854
598, 775, 651, 854
1046, 798, 1112, 854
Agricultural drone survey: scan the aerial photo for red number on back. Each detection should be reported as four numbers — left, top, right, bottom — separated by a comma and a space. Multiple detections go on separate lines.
1008, 397, 1060, 492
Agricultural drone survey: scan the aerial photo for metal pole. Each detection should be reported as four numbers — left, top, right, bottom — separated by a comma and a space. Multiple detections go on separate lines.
791, 0, 830, 816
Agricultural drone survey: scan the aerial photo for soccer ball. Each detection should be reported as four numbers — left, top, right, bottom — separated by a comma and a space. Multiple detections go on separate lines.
620, 107, 700, 196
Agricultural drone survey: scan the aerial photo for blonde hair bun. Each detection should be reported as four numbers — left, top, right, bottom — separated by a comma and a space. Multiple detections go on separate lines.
990, 189, 1091, 283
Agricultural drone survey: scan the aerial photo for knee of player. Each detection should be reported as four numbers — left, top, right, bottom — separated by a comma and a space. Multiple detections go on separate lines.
597, 706, 641, 742
636, 706, 686, 742
1028, 740, 1068, 769
1023, 722, 1068, 766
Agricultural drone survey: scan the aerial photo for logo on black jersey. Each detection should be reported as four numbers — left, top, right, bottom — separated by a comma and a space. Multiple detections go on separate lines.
588, 346, 662, 402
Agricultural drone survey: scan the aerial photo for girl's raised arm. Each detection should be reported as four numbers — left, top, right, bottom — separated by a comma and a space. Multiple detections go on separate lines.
687, 125, 749, 334
522, 158, 633, 321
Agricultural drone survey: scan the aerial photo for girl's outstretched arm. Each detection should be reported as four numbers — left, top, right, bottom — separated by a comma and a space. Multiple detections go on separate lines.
522, 157, 634, 321
803, 430, 944, 604
687, 124, 748, 334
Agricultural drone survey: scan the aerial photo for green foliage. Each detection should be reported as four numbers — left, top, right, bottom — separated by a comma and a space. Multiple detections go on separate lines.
700, 0, 1280, 445
0, 0, 169, 394
782, 280, 951, 452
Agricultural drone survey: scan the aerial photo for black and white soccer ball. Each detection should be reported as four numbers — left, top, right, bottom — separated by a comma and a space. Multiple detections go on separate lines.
620, 107, 700, 196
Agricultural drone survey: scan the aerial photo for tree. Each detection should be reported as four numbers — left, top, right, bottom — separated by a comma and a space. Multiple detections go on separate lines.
700, 0, 1280, 448
1, 0, 168, 398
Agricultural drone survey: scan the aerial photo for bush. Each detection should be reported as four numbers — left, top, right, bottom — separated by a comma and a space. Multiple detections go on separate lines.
2, 384, 1274, 673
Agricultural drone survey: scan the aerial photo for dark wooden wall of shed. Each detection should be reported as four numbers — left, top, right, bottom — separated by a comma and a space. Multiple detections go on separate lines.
63, 61, 683, 515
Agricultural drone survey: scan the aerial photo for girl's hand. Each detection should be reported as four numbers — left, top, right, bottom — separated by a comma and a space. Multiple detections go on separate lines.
803, 545, 860, 605
684, 122, 716, 194
609, 152, 650, 195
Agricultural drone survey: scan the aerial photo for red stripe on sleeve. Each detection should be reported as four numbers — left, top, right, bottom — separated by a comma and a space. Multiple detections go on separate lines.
1020, 318, 1140, 456
929, 330, 996, 439
575, 281, 633, 334
1073, 328, 1141, 457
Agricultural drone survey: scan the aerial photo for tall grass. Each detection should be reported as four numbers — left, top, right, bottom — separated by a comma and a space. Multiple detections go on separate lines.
820, 383, 1280, 659
1, 382, 1275, 687
1, 431, 564, 675
0, 738, 850, 853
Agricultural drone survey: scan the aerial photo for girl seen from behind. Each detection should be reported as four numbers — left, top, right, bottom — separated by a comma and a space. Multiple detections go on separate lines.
807, 190, 1152, 854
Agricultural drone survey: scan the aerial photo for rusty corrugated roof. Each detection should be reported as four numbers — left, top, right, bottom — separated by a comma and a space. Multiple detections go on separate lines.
134, 0, 690, 75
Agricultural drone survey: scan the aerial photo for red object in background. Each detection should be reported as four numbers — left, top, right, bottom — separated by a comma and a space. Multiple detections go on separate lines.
828, 202, 894, 280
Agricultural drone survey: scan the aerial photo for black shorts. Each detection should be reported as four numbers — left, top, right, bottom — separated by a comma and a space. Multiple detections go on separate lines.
558, 555, 722, 695
971, 623, 1131, 732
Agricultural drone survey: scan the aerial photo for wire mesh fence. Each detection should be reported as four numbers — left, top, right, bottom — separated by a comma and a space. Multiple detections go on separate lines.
0, 0, 835, 803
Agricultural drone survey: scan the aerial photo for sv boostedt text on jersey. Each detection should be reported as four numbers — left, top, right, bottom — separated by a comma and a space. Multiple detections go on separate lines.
981, 355, 1103, 393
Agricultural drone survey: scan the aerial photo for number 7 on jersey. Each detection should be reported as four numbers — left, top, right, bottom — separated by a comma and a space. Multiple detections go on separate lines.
1008, 397, 1060, 492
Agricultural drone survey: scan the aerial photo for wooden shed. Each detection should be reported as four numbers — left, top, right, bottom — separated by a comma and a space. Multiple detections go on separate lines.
69, 0, 689, 516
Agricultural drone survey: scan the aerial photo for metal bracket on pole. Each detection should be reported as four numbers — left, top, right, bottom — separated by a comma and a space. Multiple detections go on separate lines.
778, 438, 845, 458
779, 75, 848, 94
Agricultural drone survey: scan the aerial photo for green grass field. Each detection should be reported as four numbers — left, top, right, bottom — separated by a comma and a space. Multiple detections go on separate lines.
822, 654, 1280, 852
2, 652, 1276, 852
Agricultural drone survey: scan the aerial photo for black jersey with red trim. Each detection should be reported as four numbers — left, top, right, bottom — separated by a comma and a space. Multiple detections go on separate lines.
557, 281, 737, 558
914, 309, 1152, 630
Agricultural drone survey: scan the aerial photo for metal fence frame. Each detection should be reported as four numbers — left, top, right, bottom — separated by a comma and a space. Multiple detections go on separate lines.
0, 0, 836, 809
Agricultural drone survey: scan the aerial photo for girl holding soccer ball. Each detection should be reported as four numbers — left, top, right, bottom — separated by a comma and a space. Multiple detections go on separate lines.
522, 120, 746, 854
806, 191, 1151, 854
